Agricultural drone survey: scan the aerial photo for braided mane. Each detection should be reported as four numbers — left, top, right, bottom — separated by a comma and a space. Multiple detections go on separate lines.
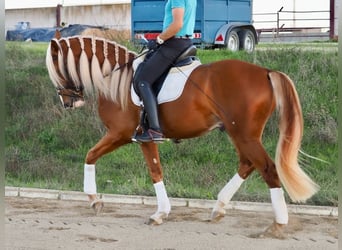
46, 35, 137, 110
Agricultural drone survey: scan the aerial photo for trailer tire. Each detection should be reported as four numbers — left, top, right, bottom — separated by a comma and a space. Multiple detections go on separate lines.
226, 30, 239, 52
239, 29, 256, 53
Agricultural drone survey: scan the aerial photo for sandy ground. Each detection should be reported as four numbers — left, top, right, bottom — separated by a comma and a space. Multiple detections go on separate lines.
5, 197, 337, 250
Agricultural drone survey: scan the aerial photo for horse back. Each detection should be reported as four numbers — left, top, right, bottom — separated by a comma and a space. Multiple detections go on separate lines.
185, 59, 274, 107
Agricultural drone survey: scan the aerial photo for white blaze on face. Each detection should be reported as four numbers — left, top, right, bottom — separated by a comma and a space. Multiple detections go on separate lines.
59, 94, 85, 108
59, 95, 65, 107
74, 100, 85, 108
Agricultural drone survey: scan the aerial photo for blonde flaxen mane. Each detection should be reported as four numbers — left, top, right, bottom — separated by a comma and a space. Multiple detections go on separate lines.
46, 35, 137, 110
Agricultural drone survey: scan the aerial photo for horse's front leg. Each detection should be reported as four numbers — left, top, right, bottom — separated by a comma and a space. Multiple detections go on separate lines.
84, 133, 128, 215
140, 142, 171, 225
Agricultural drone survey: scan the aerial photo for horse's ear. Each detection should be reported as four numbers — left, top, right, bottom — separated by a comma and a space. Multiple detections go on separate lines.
50, 39, 59, 58
54, 30, 61, 39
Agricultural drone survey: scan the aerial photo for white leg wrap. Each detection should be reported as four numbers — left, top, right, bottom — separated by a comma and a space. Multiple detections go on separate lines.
217, 173, 244, 204
270, 188, 288, 224
154, 181, 171, 214
84, 164, 97, 195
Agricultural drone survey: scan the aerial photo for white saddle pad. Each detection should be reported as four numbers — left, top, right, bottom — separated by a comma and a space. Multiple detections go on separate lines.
131, 60, 201, 106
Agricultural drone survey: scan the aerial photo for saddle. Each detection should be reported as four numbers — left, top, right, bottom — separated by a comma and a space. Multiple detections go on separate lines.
131, 45, 201, 106
152, 45, 197, 95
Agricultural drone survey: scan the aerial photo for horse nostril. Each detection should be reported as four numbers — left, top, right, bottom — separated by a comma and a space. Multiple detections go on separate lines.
64, 103, 72, 109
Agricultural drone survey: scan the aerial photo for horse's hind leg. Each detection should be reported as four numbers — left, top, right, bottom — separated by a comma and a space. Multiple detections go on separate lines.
211, 157, 254, 222
235, 140, 288, 239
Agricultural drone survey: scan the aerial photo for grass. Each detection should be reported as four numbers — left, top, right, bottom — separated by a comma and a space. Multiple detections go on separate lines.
5, 41, 338, 206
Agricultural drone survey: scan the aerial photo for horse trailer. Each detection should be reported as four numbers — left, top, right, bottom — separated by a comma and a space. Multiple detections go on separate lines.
131, 0, 258, 52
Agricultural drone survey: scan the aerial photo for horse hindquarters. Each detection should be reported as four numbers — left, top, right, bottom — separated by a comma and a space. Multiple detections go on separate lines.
211, 64, 318, 237
211, 63, 318, 203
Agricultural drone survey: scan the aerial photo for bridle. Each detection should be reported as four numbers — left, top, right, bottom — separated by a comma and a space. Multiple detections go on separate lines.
56, 85, 84, 108
56, 87, 83, 98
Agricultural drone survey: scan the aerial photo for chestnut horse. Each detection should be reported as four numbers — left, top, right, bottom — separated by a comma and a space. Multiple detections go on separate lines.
46, 33, 319, 238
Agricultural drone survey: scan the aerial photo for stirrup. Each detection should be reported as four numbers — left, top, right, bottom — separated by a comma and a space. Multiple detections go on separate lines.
131, 108, 147, 143
134, 129, 166, 143
131, 125, 142, 143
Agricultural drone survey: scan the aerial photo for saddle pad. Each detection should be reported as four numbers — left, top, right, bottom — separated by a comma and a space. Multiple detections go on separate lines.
131, 60, 201, 106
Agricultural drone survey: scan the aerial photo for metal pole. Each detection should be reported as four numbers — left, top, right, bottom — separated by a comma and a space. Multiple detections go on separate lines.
56, 4, 62, 28
293, 0, 296, 27
330, 0, 335, 39
277, 7, 283, 37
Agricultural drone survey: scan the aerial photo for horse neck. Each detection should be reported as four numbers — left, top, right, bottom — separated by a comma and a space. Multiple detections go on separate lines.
63, 36, 136, 109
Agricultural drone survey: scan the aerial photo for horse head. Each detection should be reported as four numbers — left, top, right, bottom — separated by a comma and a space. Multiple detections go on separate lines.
46, 34, 85, 109
56, 85, 85, 109
46, 32, 138, 110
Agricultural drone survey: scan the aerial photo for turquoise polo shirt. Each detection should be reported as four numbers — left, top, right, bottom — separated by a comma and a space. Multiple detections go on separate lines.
163, 0, 197, 37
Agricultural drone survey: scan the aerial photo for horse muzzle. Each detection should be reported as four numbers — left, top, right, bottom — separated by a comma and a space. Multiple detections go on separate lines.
73, 99, 85, 108
62, 98, 85, 109
57, 88, 85, 109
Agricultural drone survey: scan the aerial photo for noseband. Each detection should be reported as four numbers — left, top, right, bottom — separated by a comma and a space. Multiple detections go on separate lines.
56, 86, 84, 108
56, 87, 83, 98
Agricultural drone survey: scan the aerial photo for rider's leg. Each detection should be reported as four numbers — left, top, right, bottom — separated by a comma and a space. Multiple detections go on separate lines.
133, 81, 165, 143
132, 39, 192, 143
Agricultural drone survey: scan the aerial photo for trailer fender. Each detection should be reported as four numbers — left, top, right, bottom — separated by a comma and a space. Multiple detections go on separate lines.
214, 23, 258, 47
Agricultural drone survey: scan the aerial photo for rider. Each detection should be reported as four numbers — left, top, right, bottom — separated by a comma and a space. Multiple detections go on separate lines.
132, 0, 197, 143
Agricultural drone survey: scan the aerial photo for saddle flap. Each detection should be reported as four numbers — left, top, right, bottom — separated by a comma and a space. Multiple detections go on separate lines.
131, 59, 201, 106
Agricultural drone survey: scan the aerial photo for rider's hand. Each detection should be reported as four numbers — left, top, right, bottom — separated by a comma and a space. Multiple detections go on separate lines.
147, 39, 159, 50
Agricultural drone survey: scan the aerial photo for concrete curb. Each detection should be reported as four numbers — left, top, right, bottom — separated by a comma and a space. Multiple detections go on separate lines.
5, 186, 338, 217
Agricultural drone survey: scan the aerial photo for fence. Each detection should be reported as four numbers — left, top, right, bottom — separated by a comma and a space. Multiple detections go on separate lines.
253, 7, 333, 41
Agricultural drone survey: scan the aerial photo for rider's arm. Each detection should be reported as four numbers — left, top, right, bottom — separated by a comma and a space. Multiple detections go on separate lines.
158, 7, 184, 42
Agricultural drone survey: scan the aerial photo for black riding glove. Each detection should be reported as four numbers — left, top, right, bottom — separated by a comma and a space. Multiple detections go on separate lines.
147, 39, 159, 50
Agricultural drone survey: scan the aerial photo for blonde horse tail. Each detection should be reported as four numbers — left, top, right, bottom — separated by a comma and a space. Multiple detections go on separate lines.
268, 71, 319, 203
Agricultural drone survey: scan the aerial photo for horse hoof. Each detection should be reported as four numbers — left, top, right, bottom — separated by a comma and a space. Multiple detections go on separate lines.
210, 210, 225, 223
146, 212, 168, 225
210, 201, 225, 222
90, 199, 104, 216
146, 217, 163, 225
249, 222, 287, 239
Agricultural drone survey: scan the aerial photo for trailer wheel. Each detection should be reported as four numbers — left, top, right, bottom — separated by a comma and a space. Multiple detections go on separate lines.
239, 29, 256, 53
226, 30, 239, 52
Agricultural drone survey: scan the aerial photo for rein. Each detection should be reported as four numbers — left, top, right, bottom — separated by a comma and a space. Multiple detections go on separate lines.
112, 49, 149, 73
169, 59, 235, 125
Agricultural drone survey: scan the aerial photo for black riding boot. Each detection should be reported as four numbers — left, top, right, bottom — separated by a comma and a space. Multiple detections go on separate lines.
133, 81, 165, 143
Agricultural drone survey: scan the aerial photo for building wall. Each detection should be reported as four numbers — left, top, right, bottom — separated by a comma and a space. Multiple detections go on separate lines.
6, 8, 56, 30
5, 4, 131, 32
61, 4, 130, 29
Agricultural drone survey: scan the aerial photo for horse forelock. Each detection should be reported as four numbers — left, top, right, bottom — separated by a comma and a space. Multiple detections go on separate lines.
50, 35, 137, 109
46, 38, 67, 89
63, 37, 82, 90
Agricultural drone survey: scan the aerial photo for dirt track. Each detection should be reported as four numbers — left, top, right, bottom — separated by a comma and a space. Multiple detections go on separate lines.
5, 197, 337, 250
